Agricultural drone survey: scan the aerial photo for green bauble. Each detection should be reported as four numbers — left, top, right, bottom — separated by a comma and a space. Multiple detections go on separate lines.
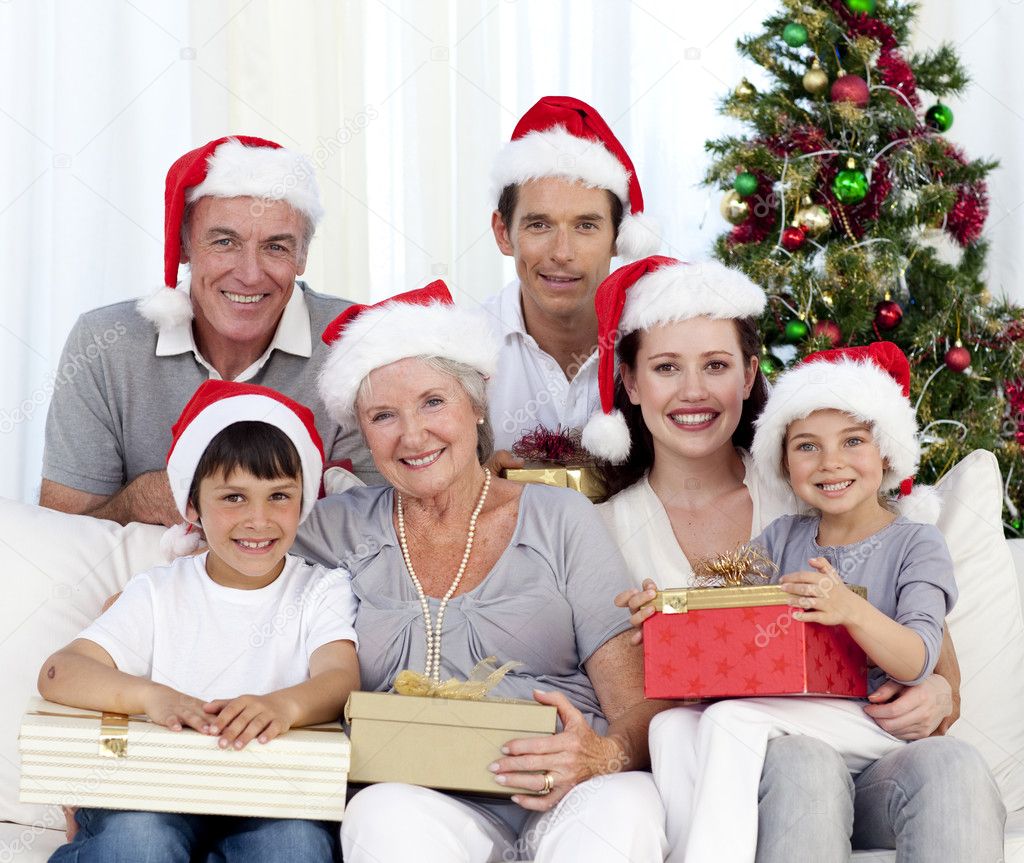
733, 172, 759, 197
846, 0, 876, 13
784, 318, 810, 342
833, 167, 869, 205
760, 352, 782, 374
1012, 517, 1023, 533
782, 22, 808, 47
925, 103, 954, 132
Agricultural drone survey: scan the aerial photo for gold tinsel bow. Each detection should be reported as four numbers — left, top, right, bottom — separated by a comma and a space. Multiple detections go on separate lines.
692, 543, 778, 587
393, 657, 522, 701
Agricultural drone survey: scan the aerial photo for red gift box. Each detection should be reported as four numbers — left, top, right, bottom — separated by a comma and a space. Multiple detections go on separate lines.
643, 585, 869, 699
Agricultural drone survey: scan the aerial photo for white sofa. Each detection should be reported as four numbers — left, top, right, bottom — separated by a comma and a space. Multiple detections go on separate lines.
2, 450, 1024, 861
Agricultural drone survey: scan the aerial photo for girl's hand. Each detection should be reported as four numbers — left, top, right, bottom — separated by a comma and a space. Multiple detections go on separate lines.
613, 578, 660, 645
488, 690, 626, 812
142, 683, 218, 733
204, 693, 297, 749
779, 557, 864, 626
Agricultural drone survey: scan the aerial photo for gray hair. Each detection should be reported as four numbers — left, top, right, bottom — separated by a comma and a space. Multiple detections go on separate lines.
355, 356, 494, 465
179, 198, 315, 261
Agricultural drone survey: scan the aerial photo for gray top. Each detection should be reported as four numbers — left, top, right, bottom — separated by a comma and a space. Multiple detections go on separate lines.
42, 283, 382, 494
755, 514, 958, 691
293, 483, 635, 734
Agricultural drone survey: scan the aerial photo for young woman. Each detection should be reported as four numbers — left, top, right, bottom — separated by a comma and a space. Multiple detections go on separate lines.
582, 256, 1004, 862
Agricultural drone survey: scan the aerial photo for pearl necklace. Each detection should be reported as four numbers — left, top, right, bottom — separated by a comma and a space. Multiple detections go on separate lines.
396, 468, 491, 681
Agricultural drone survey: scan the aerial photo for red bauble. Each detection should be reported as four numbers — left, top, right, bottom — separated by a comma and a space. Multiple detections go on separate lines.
944, 345, 971, 373
874, 299, 903, 330
813, 320, 842, 346
781, 225, 807, 251
830, 73, 870, 107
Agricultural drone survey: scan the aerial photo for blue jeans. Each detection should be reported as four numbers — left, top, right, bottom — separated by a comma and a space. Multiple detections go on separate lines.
756, 735, 1005, 862
49, 808, 340, 863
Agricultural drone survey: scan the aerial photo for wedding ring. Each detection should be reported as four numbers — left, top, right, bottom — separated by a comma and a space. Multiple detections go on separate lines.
540, 771, 555, 795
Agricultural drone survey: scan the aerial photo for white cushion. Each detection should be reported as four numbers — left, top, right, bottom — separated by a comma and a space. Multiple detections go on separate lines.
939, 451, 1024, 810
0, 500, 165, 827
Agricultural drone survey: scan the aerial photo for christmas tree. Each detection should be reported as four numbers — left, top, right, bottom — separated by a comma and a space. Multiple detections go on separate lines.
706, 0, 1024, 536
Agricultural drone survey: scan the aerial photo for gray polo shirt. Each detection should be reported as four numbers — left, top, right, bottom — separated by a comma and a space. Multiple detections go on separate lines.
42, 282, 382, 495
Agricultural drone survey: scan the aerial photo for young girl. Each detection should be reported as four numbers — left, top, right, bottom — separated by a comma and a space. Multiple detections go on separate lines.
40, 380, 360, 863
646, 341, 959, 863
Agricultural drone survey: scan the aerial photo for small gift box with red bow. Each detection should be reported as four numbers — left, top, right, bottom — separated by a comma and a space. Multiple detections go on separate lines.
643, 546, 869, 699
501, 425, 605, 502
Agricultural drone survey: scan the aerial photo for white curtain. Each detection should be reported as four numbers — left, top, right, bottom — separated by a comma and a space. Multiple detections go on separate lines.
2, 0, 1020, 504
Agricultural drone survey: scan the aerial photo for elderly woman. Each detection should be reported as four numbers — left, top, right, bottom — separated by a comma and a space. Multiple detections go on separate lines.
292, 281, 667, 862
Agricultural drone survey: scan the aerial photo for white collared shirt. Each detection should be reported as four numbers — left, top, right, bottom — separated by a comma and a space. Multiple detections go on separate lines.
478, 280, 600, 452
155, 278, 312, 381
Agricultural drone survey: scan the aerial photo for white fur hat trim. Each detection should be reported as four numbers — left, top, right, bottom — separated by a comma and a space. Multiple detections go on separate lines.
318, 300, 500, 431
620, 260, 766, 333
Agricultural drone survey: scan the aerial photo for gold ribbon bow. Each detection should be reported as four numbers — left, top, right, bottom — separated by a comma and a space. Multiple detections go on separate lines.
394, 657, 522, 701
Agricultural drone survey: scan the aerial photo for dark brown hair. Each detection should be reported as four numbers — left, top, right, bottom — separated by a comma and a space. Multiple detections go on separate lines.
597, 318, 769, 500
187, 421, 302, 515
496, 184, 624, 242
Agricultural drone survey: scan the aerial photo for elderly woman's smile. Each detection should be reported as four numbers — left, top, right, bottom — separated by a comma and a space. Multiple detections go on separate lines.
357, 357, 485, 495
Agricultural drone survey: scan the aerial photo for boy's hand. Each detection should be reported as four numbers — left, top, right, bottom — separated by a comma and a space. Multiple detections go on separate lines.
204, 693, 297, 749
779, 557, 864, 626
142, 683, 218, 733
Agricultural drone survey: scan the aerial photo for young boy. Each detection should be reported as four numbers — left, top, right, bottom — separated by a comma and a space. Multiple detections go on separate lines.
39, 380, 359, 863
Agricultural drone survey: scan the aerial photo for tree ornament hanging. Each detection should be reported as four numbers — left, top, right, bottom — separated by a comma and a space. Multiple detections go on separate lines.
846, 0, 877, 13
735, 78, 757, 99
760, 350, 782, 375
925, 103, 954, 132
733, 172, 759, 197
874, 298, 903, 331
782, 22, 809, 48
720, 190, 751, 225
794, 201, 832, 237
830, 69, 870, 107
781, 225, 807, 251
833, 158, 869, 205
802, 59, 829, 96
945, 342, 971, 373
784, 318, 810, 341
812, 319, 842, 346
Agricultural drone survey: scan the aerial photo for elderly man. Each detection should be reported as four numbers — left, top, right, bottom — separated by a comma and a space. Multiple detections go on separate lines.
40, 135, 379, 526
483, 96, 660, 455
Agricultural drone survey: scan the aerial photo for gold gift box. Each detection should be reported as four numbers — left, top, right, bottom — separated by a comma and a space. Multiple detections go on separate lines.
19, 698, 349, 820
502, 463, 605, 502
344, 691, 557, 796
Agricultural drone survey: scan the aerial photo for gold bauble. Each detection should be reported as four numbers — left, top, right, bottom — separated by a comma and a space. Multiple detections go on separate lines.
719, 190, 750, 225
979, 289, 992, 306
735, 78, 757, 99
795, 203, 832, 238
802, 59, 829, 96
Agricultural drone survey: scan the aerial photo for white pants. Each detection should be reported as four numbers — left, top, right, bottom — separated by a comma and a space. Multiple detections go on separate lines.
650, 698, 904, 863
341, 771, 667, 862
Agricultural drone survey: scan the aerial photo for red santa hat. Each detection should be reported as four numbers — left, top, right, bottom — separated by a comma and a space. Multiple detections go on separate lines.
318, 280, 500, 430
162, 380, 325, 558
750, 342, 939, 522
582, 256, 767, 463
138, 135, 325, 331
491, 96, 660, 260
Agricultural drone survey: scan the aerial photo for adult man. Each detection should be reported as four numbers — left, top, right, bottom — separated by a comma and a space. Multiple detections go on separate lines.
483, 96, 660, 454
40, 135, 379, 526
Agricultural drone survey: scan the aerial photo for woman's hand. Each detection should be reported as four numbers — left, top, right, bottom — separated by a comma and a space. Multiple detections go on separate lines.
613, 578, 659, 645
864, 674, 954, 740
778, 557, 864, 626
204, 693, 297, 749
489, 690, 625, 812
141, 683, 217, 733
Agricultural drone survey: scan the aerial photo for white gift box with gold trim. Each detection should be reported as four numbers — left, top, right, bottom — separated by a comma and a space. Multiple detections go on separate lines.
19, 698, 349, 821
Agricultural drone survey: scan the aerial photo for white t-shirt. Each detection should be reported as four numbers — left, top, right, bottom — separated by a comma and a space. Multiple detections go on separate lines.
478, 281, 600, 452
79, 553, 359, 702
596, 450, 799, 590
